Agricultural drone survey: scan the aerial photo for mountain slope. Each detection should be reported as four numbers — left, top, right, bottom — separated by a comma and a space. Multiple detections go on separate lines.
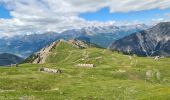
110, 22, 170, 56
24, 39, 96, 64
0, 53, 24, 66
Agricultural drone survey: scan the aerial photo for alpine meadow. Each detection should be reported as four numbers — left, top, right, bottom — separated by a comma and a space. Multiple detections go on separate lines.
0, 0, 170, 100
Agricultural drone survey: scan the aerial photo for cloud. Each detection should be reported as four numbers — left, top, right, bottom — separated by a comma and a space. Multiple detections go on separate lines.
165, 13, 170, 17
0, 0, 170, 37
109, 0, 170, 12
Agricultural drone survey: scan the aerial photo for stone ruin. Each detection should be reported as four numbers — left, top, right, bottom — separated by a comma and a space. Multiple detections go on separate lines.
39, 67, 62, 74
156, 71, 161, 81
9, 64, 19, 67
146, 69, 161, 81
154, 56, 165, 60
75, 64, 95, 68
146, 70, 153, 80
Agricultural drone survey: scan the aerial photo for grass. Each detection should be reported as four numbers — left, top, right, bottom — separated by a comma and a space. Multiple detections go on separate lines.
0, 41, 170, 100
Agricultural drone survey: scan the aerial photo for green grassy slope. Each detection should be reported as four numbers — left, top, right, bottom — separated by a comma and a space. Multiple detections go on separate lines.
0, 41, 170, 100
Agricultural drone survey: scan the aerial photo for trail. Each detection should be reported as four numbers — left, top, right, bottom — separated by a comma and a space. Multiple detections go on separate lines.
73, 50, 89, 63
62, 51, 74, 62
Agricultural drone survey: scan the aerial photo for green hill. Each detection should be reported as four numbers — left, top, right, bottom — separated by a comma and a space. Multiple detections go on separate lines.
0, 39, 170, 100
0, 53, 23, 66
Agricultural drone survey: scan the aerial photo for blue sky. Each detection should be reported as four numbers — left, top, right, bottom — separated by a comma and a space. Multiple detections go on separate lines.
80, 7, 170, 22
1, 4, 170, 23
0, 5, 11, 19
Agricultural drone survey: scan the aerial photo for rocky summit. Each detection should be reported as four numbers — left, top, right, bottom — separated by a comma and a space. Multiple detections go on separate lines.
109, 22, 170, 56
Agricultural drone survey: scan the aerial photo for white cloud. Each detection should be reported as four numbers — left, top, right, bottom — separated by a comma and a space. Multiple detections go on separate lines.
165, 13, 170, 17
109, 0, 170, 12
0, 0, 170, 37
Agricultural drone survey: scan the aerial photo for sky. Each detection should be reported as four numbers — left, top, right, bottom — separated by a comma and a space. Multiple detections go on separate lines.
80, 7, 170, 23
0, 5, 11, 18
0, 0, 170, 37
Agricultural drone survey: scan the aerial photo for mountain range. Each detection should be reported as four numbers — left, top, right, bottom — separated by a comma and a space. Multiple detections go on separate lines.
109, 22, 170, 56
0, 24, 148, 57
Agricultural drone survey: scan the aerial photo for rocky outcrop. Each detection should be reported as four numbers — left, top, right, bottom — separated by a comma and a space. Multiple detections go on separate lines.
68, 39, 89, 49
109, 22, 170, 56
32, 41, 60, 64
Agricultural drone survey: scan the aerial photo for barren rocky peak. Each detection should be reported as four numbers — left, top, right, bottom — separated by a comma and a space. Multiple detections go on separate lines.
110, 22, 170, 56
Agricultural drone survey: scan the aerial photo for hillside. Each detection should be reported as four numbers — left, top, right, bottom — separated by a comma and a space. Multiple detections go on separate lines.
0, 39, 170, 99
0, 53, 23, 66
109, 22, 170, 56
24, 39, 102, 64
